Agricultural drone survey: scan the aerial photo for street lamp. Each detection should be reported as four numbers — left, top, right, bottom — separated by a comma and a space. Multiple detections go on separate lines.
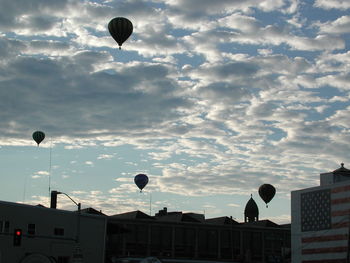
50, 190, 81, 241
50, 190, 83, 262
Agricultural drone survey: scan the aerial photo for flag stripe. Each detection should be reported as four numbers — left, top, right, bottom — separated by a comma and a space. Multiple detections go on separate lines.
332, 222, 350, 229
302, 252, 348, 262
302, 259, 347, 263
332, 197, 350, 205
332, 210, 350, 217
302, 234, 348, 243
332, 185, 350, 194
300, 239, 347, 250
302, 246, 348, 254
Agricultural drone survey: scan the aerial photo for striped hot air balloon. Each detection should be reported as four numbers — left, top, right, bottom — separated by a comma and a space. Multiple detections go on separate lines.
108, 17, 133, 49
32, 131, 45, 146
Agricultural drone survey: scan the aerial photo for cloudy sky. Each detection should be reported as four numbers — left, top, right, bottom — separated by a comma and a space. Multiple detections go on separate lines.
0, 0, 349, 223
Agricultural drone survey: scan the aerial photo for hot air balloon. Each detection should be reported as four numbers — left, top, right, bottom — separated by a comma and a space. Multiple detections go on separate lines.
258, 184, 276, 207
108, 17, 133, 49
134, 174, 148, 192
32, 131, 45, 146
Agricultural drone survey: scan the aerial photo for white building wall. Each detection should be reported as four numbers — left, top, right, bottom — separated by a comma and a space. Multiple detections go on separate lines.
79, 213, 107, 262
320, 172, 333, 186
291, 180, 350, 263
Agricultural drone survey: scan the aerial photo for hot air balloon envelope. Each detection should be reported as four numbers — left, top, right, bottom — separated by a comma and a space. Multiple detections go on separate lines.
258, 184, 276, 207
32, 131, 45, 146
108, 17, 133, 49
134, 174, 148, 191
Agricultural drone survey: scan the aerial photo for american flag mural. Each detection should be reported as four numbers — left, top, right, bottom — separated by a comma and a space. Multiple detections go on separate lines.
299, 184, 350, 263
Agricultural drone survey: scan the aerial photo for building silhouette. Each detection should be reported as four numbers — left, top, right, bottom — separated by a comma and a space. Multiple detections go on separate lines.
0, 194, 290, 263
106, 202, 290, 263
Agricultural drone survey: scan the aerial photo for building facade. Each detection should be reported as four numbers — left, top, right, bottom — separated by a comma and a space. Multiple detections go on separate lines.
0, 200, 107, 263
0, 193, 290, 263
106, 206, 291, 263
291, 163, 350, 263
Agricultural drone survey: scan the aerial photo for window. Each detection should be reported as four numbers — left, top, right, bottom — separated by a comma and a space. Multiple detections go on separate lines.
150, 226, 172, 257
28, 224, 36, 236
54, 228, 64, 236
0, 221, 3, 233
4, 221, 9, 233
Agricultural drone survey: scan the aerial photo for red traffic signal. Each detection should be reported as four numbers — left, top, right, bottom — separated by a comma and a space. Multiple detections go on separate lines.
13, 229, 22, 246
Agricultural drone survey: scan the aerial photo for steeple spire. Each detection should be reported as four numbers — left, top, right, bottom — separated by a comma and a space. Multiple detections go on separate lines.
244, 195, 259, 223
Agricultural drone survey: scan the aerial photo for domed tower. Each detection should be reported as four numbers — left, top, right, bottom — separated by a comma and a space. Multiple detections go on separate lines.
333, 163, 350, 183
244, 194, 259, 222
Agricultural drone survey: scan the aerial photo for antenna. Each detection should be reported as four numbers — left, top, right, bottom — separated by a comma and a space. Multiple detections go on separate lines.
149, 192, 152, 216
22, 175, 28, 203
48, 137, 53, 203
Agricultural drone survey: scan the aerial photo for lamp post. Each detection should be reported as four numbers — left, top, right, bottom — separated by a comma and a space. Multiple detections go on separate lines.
51, 190, 83, 262
55, 191, 81, 242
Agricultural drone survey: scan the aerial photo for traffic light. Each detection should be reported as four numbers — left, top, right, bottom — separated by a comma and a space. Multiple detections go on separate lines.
13, 229, 22, 246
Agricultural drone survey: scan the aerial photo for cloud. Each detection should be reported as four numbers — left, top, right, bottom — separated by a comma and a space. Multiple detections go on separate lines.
37, 171, 50, 175
317, 15, 350, 35
162, 0, 290, 30
220, 13, 262, 34
97, 154, 115, 160
1, 0, 350, 221
265, 214, 290, 224
31, 170, 49, 179
180, 15, 345, 62
317, 73, 350, 91
154, 163, 262, 196
0, 0, 69, 32
0, 37, 26, 59
29, 190, 152, 215
315, 51, 350, 74
227, 203, 241, 208
0, 52, 191, 144
314, 0, 350, 10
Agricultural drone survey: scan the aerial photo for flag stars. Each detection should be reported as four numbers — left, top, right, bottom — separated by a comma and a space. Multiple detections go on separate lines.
301, 189, 331, 232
